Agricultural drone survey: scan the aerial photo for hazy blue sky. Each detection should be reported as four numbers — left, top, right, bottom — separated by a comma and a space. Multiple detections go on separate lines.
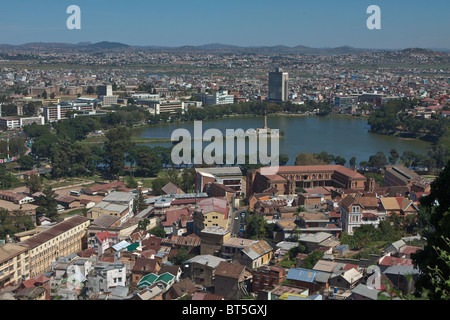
0, 0, 449, 49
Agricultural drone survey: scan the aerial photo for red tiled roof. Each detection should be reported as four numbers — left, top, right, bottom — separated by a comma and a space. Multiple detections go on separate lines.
328, 211, 341, 218
259, 165, 366, 180
378, 256, 414, 267
96, 230, 118, 243
161, 208, 192, 227
85, 181, 125, 192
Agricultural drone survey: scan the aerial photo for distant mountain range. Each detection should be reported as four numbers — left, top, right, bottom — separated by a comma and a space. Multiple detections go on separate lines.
0, 41, 448, 55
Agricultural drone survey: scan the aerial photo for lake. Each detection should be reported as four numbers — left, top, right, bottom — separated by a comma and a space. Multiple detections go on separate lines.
134, 115, 431, 166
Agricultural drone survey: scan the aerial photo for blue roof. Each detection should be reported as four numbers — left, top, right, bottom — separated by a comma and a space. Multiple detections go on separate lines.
286, 268, 320, 283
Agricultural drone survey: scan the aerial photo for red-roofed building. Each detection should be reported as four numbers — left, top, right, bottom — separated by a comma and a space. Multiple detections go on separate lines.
193, 197, 230, 234
16, 274, 51, 300
89, 230, 119, 256
377, 255, 414, 272
247, 165, 367, 196
161, 207, 193, 236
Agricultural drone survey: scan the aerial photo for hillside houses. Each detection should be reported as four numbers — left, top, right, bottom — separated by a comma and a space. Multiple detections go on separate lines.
0, 162, 430, 301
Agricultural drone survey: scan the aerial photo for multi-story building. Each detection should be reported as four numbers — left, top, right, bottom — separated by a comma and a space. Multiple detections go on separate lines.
19, 215, 90, 278
247, 165, 367, 196
194, 90, 235, 106
340, 195, 387, 235
384, 164, 420, 187
0, 116, 45, 129
268, 68, 289, 102
0, 117, 20, 130
192, 197, 230, 234
251, 265, 285, 293
0, 243, 30, 288
19, 116, 45, 127
101, 95, 118, 107
195, 167, 243, 195
89, 191, 136, 223
97, 85, 113, 97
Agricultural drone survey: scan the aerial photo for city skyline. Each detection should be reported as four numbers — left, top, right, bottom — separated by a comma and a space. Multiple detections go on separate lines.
0, 0, 449, 50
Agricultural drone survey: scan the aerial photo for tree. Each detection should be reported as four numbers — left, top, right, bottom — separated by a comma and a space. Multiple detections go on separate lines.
349, 157, 357, 168
149, 226, 166, 238
133, 188, 147, 214
245, 214, 272, 240
35, 185, 58, 221
389, 148, 400, 165
299, 250, 324, 269
368, 151, 387, 171
17, 155, 36, 170
0, 164, 18, 189
169, 247, 194, 265
125, 175, 138, 189
25, 173, 43, 194
180, 168, 196, 193
0, 208, 34, 239
412, 160, 450, 299
104, 126, 135, 178
136, 149, 162, 177
279, 153, 289, 166
334, 156, 346, 166
295, 153, 328, 166
427, 145, 449, 170
151, 177, 170, 196
137, 219, 151, 231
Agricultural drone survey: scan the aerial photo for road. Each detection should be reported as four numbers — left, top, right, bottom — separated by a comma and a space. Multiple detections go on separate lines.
229, 206, 248, 237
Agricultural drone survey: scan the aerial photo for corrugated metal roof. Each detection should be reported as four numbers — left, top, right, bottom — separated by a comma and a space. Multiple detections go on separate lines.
286, 268, 320, 283
20, 216, 90, 249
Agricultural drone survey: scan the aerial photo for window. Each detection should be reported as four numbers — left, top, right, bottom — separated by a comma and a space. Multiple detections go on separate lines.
352, 206, 360, 213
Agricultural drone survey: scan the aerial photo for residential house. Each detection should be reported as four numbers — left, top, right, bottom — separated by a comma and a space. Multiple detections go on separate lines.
274, 219, 299, 242
383, 265, 420, 295
129, 285, 164, 300
248, 189, 280, 212
183, 255, 227, 289
379, 197, 418, 217
158, 264, 182, 282
191, 291, 224, 300
137, 272, 175, 292
160, 234, 201, 256
88, 231, 120, 256
351, 283, 382, 300
259, 285, 309, 300
285, 268, 326, 293
377, 255, 414, 273
55, 195, 80, 210
163, 278, 196, 300
340, 195, 387, 235
199, 226, 231, 256
89, 191, 136, 223
193, 197, 230, 234
131, 257, 160, 285
251, 265, 285, 293
383, 239, 406, 256
297, 232, 334, 253
328, 268, 364, 290
161, 182, 185, 196
161, 207, 193, 236
214, 261, 252, 300
298, 187, 332, 206
15, 274, 51, 300
86, 261, 127, 295
295, 211, 342, 237
209, 182, 236, 205
233, 239, 273, 269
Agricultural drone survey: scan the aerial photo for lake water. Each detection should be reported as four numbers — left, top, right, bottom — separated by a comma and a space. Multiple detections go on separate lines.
134, 115, 430, 166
